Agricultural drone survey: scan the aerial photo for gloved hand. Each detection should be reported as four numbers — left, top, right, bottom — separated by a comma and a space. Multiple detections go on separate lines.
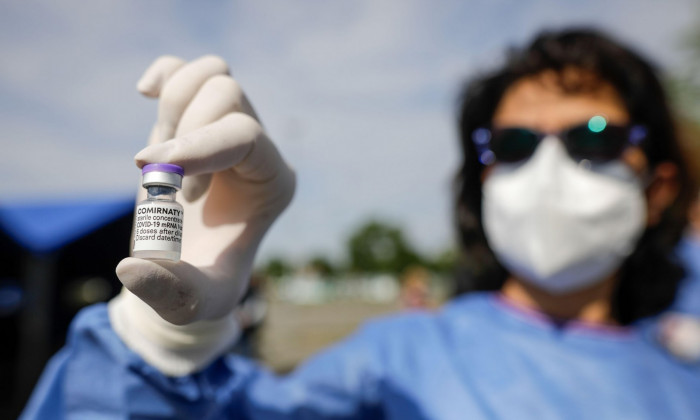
108, 55, 295, 376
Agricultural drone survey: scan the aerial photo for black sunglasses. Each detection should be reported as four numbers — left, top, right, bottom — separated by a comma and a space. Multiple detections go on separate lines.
471, 116, 647, 165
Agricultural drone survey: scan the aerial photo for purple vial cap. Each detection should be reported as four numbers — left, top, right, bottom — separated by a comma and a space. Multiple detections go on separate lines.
142, 163, 185, 176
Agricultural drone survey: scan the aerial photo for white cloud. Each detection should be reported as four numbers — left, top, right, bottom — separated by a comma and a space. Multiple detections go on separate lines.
1, 114, 139, 200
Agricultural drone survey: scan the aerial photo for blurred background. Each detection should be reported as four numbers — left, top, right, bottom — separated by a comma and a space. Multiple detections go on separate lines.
2, 1, 700, 417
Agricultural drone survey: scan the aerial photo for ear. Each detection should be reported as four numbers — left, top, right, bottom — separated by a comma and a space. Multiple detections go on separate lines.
646, 162, 680, 226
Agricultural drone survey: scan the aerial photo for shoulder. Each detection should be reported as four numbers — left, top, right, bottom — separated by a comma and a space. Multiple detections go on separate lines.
67, 303, 120, 351
351, 292, 495, 350
309, 293, 499, 395
70, 302, 110, 331
62, 303, 142, 369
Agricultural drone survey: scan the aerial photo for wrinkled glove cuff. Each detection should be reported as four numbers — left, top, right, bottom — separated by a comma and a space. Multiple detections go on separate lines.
108, 288, 240, 377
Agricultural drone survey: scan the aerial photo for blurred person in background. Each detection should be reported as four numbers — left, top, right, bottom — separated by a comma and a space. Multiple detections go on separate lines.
21, 27, 700, 419
399, 266, 432, 310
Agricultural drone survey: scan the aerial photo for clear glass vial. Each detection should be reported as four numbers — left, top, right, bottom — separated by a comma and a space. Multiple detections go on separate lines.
132, 163, 185, 261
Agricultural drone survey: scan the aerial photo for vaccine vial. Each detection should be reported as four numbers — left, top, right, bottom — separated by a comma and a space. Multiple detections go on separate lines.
132, 163, 185, 261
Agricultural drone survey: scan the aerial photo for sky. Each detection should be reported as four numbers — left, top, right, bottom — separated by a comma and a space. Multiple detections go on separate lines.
1, 0, 698, 264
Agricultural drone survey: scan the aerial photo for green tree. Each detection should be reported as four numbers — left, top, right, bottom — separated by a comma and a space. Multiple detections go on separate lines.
425, 246, 458, 275
347, 220, 422, 275
666, 17, 700, 176
308, 255, 338, 278
261, 257, 294, 279
668, 17, 700, 121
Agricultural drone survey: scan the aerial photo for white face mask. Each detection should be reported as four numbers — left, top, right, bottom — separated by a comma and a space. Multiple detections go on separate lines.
482, 136, 647, 294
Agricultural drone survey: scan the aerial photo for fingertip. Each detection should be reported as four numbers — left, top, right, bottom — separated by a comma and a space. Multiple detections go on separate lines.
133, 142, 175, 169
137, 55, 186, 98
115, 257, 145, 287
116, 256, 137, 271
116, 256, 165, 277
195, 54, 230, 75
137, 78, 160, 98
133, 149, 148, 168
116, 256, 181, 287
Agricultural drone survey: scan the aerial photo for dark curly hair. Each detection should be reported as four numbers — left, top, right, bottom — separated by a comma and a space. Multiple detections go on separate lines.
455, 27, 695, 324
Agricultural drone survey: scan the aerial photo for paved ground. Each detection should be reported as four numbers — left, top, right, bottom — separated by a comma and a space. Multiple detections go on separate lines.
257, 298, 402, 372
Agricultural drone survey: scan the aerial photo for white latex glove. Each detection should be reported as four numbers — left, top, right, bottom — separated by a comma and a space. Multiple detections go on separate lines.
109, 55, 295, 376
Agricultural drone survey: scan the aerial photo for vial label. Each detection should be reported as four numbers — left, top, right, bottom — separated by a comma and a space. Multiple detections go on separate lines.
133, 202, 183, 254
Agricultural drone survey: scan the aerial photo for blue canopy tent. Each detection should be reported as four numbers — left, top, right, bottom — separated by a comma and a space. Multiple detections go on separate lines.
0, 197, 135, 254
0, 196, 134, 418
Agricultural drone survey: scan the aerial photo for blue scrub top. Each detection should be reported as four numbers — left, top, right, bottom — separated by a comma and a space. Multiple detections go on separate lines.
21, 291, 700, 420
